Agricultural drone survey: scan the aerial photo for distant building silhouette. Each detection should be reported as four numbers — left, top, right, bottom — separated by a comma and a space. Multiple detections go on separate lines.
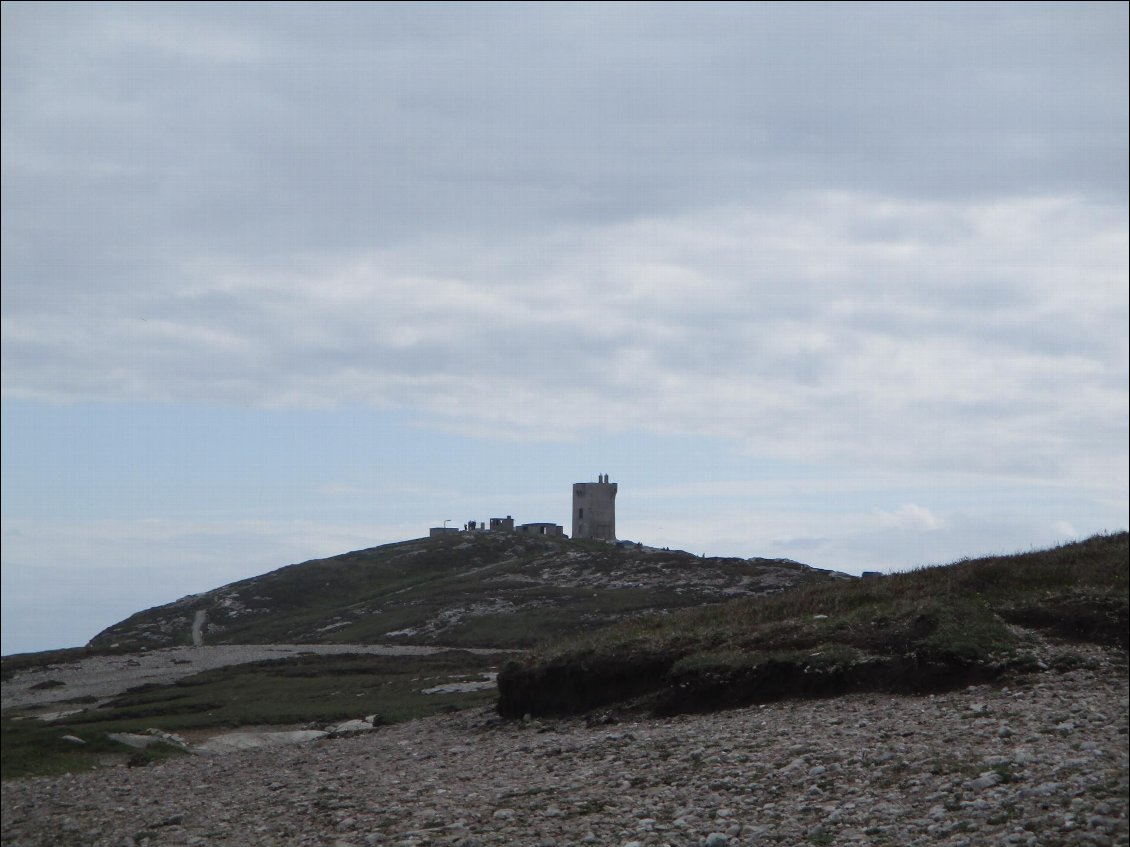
430, 514, 563, 537
572, 474, 617, 541
515, 522, 564, 537
429, 477, 619, 540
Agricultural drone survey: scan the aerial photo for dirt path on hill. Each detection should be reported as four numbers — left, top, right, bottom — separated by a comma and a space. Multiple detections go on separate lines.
190, 610, 207, 647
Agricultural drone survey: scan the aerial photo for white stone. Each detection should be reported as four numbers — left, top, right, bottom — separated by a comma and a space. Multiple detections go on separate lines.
193, 729, 328, 753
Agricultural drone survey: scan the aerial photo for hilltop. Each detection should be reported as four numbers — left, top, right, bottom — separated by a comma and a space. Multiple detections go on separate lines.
87, 533, 843, 651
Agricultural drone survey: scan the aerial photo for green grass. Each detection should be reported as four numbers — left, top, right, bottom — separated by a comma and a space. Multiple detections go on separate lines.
67, 651, 500, 730
86, 534, 833, 651
670, 642, 870, 676
2, 650, 501, 780
89, 534, 581, 649
7, 717, 164, 781
539, 532, 1127, 661
499, 533, 1128, 716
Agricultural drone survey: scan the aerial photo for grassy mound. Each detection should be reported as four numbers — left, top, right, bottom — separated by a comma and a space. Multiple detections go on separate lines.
85, 534, 831, 650
497, 532, 1128, 717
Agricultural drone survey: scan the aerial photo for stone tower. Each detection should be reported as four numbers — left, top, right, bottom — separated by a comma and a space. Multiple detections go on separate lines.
572, 474, 617, 541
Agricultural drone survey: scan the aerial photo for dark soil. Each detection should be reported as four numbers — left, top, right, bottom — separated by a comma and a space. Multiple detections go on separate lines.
651, 652, 1032, 716
496, 651, 678, 718
496, 650, 1032, 719
997, 598, 1128, 648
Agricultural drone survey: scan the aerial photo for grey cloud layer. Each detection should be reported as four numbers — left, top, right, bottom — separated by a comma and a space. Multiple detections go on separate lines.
5, 192, 1125, 487
4, 3, 1126, 263
2, 3, 1127, 486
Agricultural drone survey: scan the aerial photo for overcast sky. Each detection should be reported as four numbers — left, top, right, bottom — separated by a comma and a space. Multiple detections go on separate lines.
2, 2, 1127, 655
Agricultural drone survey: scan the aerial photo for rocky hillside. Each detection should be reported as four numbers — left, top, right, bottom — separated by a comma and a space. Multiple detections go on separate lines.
88, 533, 843, 651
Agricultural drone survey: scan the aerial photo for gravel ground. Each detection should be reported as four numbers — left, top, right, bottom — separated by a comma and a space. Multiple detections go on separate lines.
2, 650, 1126, 847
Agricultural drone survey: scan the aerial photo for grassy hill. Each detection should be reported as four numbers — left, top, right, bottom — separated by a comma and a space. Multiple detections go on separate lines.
497, 532, 1129, 717
87, 533, 840, 651
4, 532, 1125, 781
4, 533, 839, 779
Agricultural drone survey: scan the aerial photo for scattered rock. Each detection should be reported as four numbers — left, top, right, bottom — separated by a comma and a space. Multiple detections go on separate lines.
2, 661, 1126, 847
327, 719, 378, 736
966, 771, 1003, 791
107, 733, 161, 750
421, 673, 498, 695
193, 729, 328, 754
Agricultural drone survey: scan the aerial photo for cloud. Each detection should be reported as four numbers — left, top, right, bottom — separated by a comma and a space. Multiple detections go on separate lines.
2, 4, 1126, 653
1051, 520, 1079, 540
5, 7, 1125, 462
3, 5, 1125, 273
5, 191, 1125, 492
620, 497, 1095, 576
100, 15, 265, 65
875, 504, 945, 532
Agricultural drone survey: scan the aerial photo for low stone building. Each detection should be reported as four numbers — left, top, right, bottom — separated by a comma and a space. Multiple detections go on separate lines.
515, 522, 564, 537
